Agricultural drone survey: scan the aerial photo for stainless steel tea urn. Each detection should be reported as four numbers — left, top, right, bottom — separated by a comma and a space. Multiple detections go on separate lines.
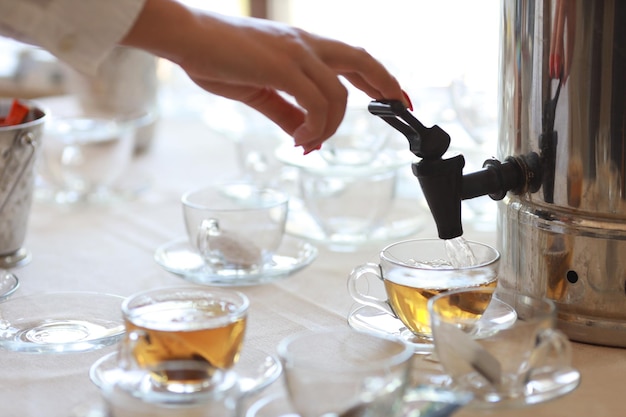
369, 0, 626, 347
498, 0, 626, 347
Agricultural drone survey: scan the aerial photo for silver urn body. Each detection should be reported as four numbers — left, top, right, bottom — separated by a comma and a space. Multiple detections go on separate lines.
498, 0, 626, 347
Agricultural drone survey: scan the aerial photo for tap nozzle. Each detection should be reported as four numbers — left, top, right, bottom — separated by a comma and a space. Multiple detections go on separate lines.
412, 153, 465, 240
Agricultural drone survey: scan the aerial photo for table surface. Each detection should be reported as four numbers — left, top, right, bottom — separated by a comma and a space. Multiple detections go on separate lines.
0, 100, 624, 417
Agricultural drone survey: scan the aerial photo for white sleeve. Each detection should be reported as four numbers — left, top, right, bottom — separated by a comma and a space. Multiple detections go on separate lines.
0, 0, 147, 75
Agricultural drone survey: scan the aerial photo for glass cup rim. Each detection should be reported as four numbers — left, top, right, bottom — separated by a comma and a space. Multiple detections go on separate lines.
380, 238, 501, 270
121, 286, 250, 319
427, 286, 556, 322
276, 328, 413, 372
181, 182, 289, 211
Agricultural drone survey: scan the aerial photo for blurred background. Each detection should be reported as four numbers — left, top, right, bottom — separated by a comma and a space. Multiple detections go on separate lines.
0, 0, 500, 228
0, 0, 499, 130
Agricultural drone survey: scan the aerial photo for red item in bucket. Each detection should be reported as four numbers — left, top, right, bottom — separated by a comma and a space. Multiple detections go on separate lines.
0, 99, 29, 126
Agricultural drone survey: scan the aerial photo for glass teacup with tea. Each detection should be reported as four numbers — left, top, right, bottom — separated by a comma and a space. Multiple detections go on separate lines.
118, 286, 248, 394
428, 286, 580, 407
347, 238, 509, 348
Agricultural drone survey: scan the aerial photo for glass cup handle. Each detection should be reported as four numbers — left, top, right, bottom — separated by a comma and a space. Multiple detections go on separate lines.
117, 329, 146, 372
197, 218, 220, 256
347, 263, 394, 316
525, 328, 572, 379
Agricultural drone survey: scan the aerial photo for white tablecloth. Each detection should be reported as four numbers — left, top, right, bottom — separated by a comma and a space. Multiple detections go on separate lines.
0, 105, 623, 417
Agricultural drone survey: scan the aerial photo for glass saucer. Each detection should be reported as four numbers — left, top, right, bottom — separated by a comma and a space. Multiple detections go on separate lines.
467, 366, 581, 409
347, 305, 434, 353
90, 346, 283, 396
154, 235, 318, 286
286, 198, 425, 253
0, 271, 19, 301
348, 298, 518, 354
243, 393, 297, 417
244, 386, 473, 417
0, 291, 125, 353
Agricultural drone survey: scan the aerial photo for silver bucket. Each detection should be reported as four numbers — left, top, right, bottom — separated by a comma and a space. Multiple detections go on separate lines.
0, 100, 46, 268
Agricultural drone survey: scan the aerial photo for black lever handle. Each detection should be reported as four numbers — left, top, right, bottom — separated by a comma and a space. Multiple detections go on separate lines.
368, 100, 450, 160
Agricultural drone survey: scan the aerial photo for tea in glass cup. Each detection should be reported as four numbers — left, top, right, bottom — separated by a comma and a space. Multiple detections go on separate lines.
348, 238, 500, 342
119, 287, 249, 393
428, 287, 580, 406
182, 183, 288, 275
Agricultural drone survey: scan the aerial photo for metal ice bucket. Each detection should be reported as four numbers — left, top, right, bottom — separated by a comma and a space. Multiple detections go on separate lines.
0, 100, 46, 268
498, 0, 626, 347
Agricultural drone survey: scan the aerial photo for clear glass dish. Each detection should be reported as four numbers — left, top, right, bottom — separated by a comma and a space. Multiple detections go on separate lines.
0, 291, 125, 353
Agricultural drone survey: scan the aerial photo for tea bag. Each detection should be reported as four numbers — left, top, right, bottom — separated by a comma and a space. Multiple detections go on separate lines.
439, 322, 502, 386
198, 219, 262, 268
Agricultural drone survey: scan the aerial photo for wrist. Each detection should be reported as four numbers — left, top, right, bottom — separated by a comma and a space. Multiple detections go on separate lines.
120, 0, 199, 64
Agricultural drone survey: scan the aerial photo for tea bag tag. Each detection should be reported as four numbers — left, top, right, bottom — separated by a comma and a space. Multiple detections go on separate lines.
440, 322, 502, 385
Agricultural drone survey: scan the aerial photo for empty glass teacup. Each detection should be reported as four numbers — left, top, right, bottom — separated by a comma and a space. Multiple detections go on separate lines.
38, 114, 145, 203
277, 328, 413, 417
182, 183, 289, 275
298, 163, 397, 245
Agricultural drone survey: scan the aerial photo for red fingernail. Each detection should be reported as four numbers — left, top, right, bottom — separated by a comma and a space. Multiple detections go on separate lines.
402, 90, 413, 111
549, 54, 562, 79
302, 144, 322, 155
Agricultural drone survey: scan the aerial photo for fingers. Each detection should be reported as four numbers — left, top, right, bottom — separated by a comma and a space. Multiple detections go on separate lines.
259, 52, 347, 152
246, 87, 337, 154
191, 75, 342, 154
314, 39, 407, 106
243, 87, 306, 135
563, 0, 576, 83
248, 29, 403, 150
189, 78, 308, 136
246, 82, 342, 154
188, 18, 405, 153
550, 0, 566, 79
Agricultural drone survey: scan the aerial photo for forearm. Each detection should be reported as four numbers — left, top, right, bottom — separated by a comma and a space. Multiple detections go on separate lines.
122, 0, 407, 149
120, 0, 201, 66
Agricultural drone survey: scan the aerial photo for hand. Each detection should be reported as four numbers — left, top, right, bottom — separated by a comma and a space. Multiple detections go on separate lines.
122, 0, 407, 153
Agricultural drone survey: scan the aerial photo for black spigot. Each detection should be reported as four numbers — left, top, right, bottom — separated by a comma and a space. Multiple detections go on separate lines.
368, 100, 450, 160
368, 100, 543, 240
411, 153, 465, 239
